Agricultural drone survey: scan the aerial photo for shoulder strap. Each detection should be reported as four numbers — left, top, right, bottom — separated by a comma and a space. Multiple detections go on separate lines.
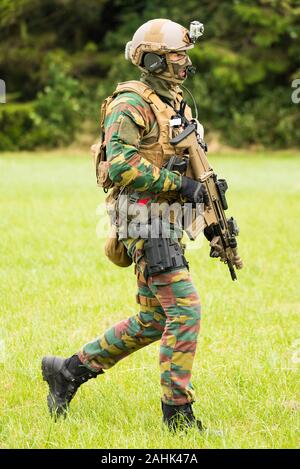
99, 82, 154, 137
115, 80, 166, 112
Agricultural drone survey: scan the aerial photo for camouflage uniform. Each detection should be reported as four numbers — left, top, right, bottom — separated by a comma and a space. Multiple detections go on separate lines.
78, 74, 202, 406
42, 20, 206, 428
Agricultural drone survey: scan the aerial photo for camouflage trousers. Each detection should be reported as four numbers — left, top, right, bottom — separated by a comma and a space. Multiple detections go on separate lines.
78, 256, 201, 406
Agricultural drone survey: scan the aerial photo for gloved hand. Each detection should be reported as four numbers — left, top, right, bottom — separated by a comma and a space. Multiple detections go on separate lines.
179, 176, 209, 206
204, 225, 224, 259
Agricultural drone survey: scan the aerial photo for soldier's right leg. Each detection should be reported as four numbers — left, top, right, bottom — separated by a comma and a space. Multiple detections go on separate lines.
78, 265, 166, 372
42, 262, 166, 419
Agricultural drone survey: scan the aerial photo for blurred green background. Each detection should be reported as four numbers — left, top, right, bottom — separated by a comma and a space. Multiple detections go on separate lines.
0, 0, 299, 151
1, 2, 300, 449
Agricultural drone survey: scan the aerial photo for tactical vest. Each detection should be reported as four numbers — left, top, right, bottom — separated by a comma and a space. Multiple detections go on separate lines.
97, 81, 195, 269
96, 80, 193, 192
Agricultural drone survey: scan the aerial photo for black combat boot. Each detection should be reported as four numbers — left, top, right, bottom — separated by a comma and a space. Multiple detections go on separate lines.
162, 402, 203, 432
41, 354, 102, 419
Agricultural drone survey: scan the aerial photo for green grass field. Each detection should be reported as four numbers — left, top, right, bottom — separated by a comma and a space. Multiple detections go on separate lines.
0, 150, 299, 449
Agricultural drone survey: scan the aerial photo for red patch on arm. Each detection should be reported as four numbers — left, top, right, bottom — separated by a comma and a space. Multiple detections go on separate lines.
138, 197, 151, 205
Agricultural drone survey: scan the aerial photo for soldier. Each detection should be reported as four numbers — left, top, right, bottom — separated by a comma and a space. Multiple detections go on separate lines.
42, 18, 209, 432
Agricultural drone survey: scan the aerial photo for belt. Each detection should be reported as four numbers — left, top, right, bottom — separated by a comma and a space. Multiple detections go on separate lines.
136, 293, 160, 307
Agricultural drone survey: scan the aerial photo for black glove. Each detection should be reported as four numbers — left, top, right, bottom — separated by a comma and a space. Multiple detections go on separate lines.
204, 225, 214, 241
204, 225, 223, 258
179, 176, 209, 206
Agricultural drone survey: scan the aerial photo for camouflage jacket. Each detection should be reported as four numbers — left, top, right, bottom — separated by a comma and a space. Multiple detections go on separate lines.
104, 74, 186, 260
105, 74, 183, 193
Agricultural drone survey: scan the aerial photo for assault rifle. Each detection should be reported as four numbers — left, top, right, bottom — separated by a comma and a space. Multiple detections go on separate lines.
168, 106, 243, 281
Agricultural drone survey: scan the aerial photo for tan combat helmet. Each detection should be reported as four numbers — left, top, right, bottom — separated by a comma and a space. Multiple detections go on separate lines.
125, 19, 203, 84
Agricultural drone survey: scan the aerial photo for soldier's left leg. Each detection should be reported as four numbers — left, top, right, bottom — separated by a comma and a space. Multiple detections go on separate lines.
144, 265, 202, 431
147, 267, 201, 406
